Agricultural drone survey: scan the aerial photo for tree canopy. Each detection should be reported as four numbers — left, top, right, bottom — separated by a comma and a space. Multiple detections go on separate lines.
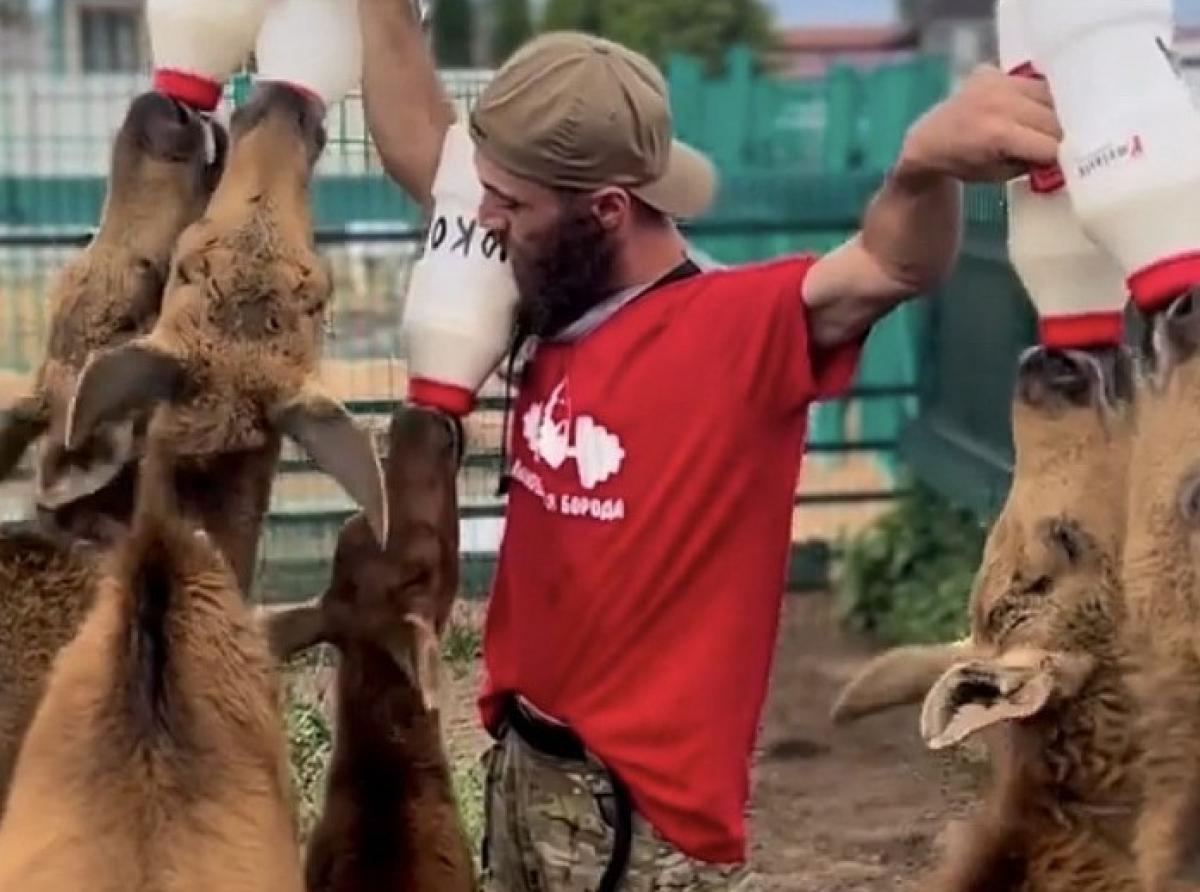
491, 0, 534, 65
539, 0, 777, 72
433, 0, 475, 67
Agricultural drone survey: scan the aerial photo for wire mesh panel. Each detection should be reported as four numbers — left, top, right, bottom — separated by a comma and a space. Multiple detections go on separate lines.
0, 60, 507, 601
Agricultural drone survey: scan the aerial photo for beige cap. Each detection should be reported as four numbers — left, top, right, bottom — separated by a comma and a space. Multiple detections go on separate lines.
468, 31, 718, 220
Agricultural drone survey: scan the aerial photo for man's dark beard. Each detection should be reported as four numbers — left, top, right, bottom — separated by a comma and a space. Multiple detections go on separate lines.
512, 203, 619, 339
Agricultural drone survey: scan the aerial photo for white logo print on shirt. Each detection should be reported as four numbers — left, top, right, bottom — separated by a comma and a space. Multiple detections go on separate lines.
522, 380, 625, 490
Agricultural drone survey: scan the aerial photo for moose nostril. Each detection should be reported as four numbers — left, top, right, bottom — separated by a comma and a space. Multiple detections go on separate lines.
1017, 347, 1095, 408
1167, 291, 1200, 323
1022, 348, 1085, 383
169, 99, 192, 127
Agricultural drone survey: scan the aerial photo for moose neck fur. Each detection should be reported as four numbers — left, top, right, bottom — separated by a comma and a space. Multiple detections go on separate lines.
308, 644, 474, 892
171, 442, 282, 596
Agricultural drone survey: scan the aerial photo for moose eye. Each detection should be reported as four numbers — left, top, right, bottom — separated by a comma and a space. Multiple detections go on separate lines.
1024, 575, 1052, 597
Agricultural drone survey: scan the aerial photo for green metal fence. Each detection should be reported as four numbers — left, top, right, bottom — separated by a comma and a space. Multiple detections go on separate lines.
1, 47, 952, 601
897, 182, 1143, 521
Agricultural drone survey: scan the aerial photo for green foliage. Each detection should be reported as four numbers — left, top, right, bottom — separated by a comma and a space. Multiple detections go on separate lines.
434, 0, 475, 67
282, 647, 336, 840
442, 618, 483, 679
835, 483, 987, 646
452, 755, 487, 875
540, 0, 604, 33
537, 0, 777, 73
491, 0, 534, 65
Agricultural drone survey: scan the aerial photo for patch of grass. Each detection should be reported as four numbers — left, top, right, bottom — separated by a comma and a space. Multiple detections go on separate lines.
282, 654, 335, 841
442, 612, 483, 678
834, 482, 986, 646
452, 751, 487, 874
286, 693, 334, 840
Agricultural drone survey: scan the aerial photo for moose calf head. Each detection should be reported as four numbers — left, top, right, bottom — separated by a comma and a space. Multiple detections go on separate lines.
919, 346, 1134, 750
266, 404, 463, 708
0, 92, 226, 540
63, 82, 387, 545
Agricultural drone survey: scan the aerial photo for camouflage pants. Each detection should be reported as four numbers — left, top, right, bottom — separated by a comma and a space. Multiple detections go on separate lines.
480, 725, 762, 892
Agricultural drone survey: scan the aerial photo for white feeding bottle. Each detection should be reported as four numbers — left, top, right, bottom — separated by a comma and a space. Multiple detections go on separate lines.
255, 0, 364, 115
146, 0, 272, 112
1028, 0, 1200, 314
1006, 178, 1130, 349
998, 0, 1130, 349
400, 123, 520, 417
995, 0, 1064, 193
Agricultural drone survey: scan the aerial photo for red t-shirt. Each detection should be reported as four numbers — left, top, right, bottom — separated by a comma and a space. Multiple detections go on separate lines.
478, 254, 865, 864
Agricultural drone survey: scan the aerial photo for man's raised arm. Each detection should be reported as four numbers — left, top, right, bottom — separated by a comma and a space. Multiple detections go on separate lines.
360, 0, 456, 211
803, 65, 1063, 350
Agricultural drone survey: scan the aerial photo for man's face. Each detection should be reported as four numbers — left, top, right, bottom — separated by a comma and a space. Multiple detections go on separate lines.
475, 149, 619, 339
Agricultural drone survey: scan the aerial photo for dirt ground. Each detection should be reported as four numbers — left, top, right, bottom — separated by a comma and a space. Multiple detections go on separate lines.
438, 592, 983, 892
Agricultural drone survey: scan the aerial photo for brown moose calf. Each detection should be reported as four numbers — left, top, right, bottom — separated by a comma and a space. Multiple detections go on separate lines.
66, 81, 388, 592
267, 403, 476, 892
0, 89, 226, 540
1119, 292, 1200, 892
0, 433, 303, 892
0, 90, 227, 819
836, 346, 1143, 892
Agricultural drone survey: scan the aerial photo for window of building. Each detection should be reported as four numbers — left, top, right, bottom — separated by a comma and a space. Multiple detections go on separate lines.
80, 7, 140, 73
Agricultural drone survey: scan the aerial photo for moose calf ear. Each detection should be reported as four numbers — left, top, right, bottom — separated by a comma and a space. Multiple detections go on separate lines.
66, 340, 187, 451
919, 648, 1095, 750
261, 601, 329, 663
269, 382, 389, 548
920, 659, 1053, 751
0, 395, 48, 482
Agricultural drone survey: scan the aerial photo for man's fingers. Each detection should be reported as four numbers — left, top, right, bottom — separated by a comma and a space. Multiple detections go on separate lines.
1000, 125, 1061, 168
1006, 73, 1056, 107
1007, 93, 1064, 141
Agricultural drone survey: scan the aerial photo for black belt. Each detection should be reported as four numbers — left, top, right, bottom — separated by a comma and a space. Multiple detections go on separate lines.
502, 696, 634, 892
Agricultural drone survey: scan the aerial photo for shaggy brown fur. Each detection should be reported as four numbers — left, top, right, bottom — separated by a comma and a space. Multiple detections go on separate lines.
0, 527, 97, 813
1119, 292, 1200, 892
267, 404, 475, 892
65, 82, 388, 590
838, 347, 1144, 892
0, 431, 303, 891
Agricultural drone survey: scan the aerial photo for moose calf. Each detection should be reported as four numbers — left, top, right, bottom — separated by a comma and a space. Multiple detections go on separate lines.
0, 427, 303, 891
66, 81, 388, 593
267, 403, 476, 892
1119, 292, 1200, 892
0, 90, 227, 817
836, 346, 1143, 892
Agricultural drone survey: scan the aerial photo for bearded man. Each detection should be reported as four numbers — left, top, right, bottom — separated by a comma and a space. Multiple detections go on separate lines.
359, 3, 1063, 890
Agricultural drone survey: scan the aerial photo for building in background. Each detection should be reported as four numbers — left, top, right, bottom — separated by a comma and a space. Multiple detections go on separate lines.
2, 0, 147, 74
0, 2, 48, 70
1175, 23, 1200, 92
770, 23, 917, 78
902, 0, 993, 84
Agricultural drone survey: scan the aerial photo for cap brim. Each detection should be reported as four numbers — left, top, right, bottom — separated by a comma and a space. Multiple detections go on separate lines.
631, 140, 717, 221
